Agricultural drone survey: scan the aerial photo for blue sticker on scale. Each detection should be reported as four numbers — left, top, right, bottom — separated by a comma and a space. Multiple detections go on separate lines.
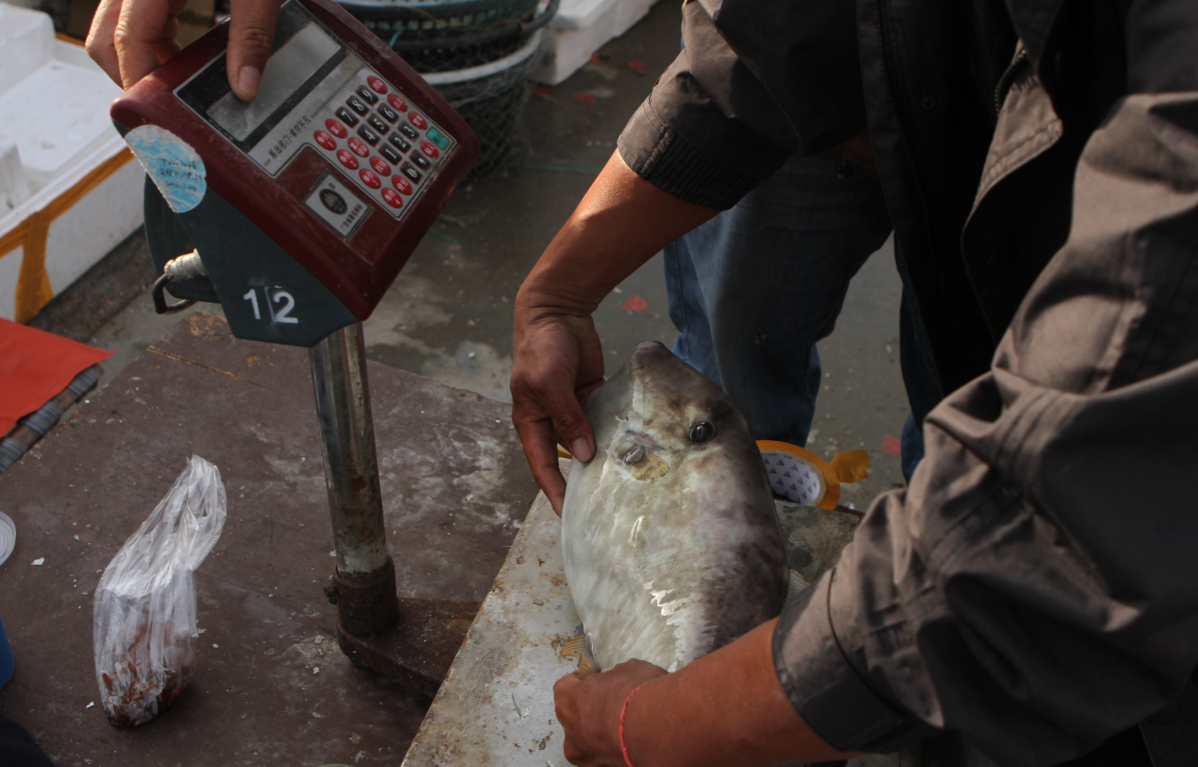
125, 126, 206, 213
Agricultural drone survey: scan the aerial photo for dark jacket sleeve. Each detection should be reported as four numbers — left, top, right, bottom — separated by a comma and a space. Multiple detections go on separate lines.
773, 20, 1198, 767
616, 0, 865, 210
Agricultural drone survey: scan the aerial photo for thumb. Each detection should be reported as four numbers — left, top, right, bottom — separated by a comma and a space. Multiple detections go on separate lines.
550, 395, 595, 463
554, 671, 582, 697
225, 0, 282, 101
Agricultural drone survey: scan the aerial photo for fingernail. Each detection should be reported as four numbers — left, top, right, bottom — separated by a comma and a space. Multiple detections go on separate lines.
571, 438, 593, 462
236, 66, 261, 99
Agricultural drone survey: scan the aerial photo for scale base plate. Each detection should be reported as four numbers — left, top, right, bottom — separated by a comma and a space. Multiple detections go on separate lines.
336, 597, 482, 697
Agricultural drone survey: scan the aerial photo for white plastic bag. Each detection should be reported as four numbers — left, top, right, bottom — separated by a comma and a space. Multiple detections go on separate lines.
93, 455, 226, 726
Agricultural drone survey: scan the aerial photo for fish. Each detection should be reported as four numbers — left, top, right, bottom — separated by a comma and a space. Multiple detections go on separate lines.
560, 341, 789, 674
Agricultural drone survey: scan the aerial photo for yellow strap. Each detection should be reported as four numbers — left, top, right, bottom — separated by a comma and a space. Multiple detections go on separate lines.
0, 149, 135, 322
828, 449, 871, 484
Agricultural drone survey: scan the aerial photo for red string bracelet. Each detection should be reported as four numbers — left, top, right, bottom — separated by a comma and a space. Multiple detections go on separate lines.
618, 681, 650, 767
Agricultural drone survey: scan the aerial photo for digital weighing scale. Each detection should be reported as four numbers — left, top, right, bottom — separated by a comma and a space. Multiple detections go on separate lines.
111, 0, 482, 695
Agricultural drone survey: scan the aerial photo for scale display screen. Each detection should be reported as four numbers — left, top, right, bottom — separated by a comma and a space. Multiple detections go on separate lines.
175, 2, 349, 155
207, 23, 341, 141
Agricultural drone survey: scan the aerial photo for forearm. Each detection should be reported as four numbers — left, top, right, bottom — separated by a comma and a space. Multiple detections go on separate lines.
510, 150, 718, 510
515, 151, 718, 321
625, 619, 851, 767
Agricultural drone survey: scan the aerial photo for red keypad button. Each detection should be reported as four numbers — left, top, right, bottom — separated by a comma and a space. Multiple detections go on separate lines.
347, 137, 370, 157
325, 118, 347, 138
392, 175, 412, 195
408, 112, 427, 130
419, 140, 439, 159
370, 156, 391, 176
381, 188, 403, 208
367, 76, 388, 94
336, 150, 358, 170
360, 169, 381, 189
314, 130, 336, 151
388, 94, 408, 112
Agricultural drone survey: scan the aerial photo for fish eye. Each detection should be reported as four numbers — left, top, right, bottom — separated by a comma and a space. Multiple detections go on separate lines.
689, 421, 716, 444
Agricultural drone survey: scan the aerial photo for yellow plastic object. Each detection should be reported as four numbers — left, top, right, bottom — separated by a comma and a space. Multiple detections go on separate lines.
757, 440, 870, 509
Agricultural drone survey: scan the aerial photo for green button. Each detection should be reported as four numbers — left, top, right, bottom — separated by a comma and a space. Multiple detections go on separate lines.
427, 128, 450, 149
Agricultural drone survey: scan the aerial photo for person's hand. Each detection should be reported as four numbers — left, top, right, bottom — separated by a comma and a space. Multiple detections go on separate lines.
510, 295, 605, 515
87, 0, 283, 100
510, 151, 719, 511
554, 660, 668, 767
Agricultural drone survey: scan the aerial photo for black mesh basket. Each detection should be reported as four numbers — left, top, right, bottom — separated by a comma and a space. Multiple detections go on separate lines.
339, 0, 552, 73
421, 28, 550, 178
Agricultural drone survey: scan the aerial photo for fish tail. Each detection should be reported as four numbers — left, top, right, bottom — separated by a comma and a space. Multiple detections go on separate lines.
784, 568, 810, 613
561, 634, 600, 679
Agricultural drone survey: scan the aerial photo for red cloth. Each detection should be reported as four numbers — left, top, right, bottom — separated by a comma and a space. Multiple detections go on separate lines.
0, 318, 113, 435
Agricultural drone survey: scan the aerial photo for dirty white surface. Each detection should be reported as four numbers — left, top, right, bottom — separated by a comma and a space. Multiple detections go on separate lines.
402, 464, 578, 767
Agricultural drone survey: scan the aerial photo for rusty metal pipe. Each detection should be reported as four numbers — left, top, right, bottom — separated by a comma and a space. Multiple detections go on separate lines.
309, 323, 399, 636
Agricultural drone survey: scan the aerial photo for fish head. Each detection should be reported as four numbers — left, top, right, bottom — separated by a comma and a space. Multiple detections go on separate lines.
584, 341, 759, 483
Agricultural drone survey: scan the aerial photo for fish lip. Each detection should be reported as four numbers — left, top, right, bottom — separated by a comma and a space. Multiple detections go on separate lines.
628, 341, 670, 372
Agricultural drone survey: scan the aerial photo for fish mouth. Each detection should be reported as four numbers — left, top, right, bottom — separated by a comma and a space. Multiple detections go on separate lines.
635, 340, 667, 353
619, 424, 663, 451
629, 341, 670, 373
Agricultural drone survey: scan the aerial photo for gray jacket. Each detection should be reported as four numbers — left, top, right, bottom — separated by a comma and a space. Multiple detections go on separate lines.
616, 0, 1198, 763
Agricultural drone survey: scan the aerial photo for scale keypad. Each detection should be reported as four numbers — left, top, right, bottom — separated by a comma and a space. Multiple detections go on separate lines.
308, 69, 454, 219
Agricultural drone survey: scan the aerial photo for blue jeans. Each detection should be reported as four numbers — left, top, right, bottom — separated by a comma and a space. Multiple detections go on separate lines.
665, 151, 939, 477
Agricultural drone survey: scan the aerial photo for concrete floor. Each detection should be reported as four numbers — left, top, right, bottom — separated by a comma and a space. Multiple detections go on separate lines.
34, 0, 910, 505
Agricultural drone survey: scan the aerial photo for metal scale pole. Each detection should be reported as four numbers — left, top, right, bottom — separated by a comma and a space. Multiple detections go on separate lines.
309, 323, 400, 637
308, 323, 480, 696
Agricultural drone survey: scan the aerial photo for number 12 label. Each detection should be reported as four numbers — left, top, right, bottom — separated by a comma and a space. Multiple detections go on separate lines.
243, 287, 299, 324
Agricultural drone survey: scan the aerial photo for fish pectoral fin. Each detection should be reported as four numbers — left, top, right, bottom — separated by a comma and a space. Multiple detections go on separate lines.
561, 634, 600, 679
627, 451, 669, 481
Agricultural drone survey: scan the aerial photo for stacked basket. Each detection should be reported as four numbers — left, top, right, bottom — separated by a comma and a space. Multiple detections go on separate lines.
339, 0, 557, 178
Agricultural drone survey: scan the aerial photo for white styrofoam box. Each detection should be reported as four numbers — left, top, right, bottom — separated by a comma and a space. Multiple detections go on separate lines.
0, 239, 21, 320
0, 3, 145, 322
0, 29, 125, 192
43, 145, 145, 293
0, 2, 55, 95
1, 139, 30, 211
0, 135, 144, 322
531, 0, 661, 85
548, 0, 624, 30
